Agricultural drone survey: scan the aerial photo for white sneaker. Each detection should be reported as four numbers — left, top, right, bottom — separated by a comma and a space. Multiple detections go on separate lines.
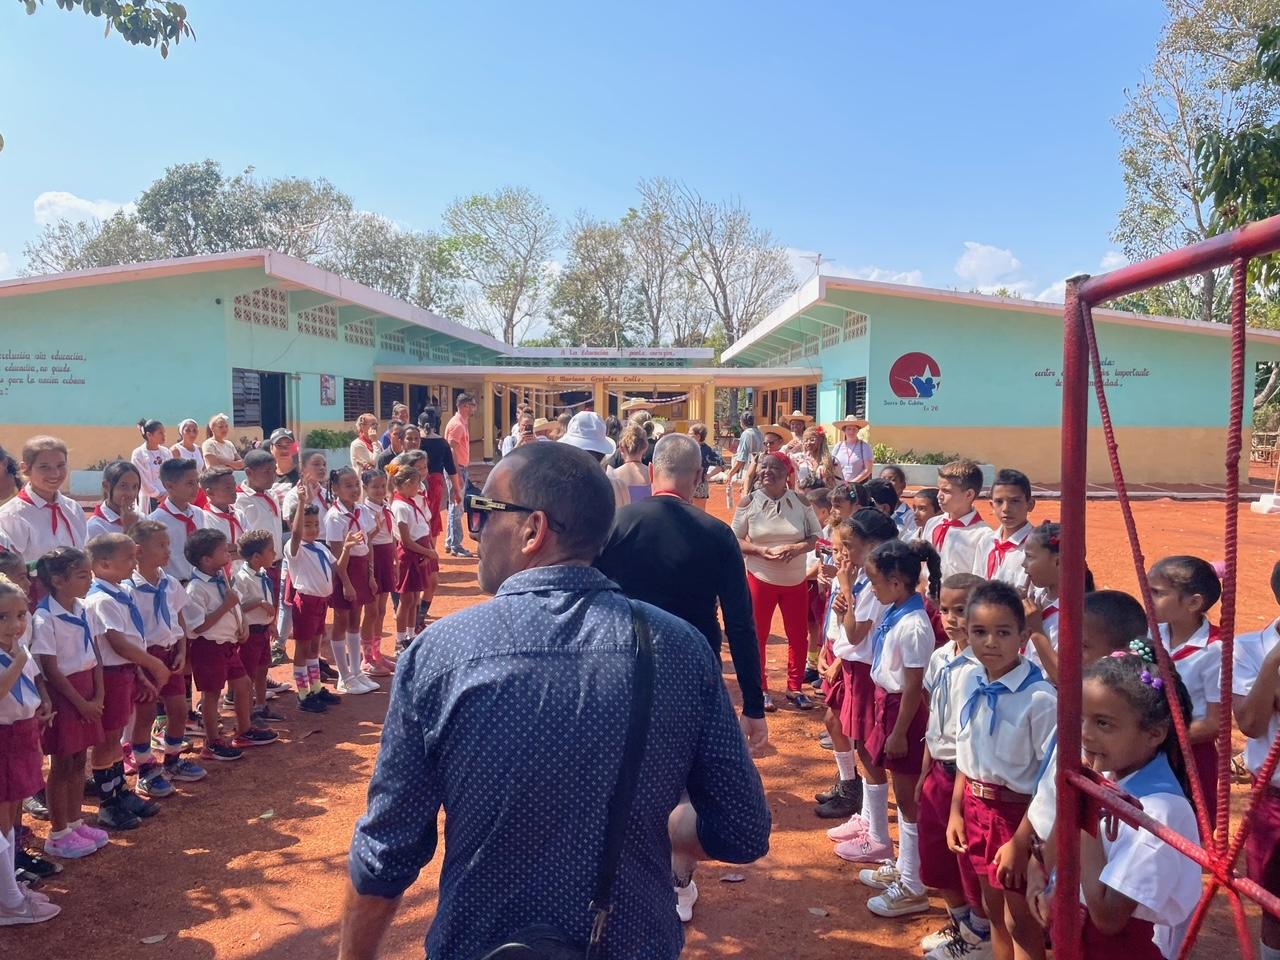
925, 919, 993, 959
336, 678, 373, 696
866, 880, 930, 918
921, 919, 961, 952
858, 859, 900, 890
675, 880, 698, 923
354, 675, 380, 693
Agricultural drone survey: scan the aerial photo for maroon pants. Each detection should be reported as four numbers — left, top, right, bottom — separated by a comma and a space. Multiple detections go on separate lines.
747, 573, 809, 693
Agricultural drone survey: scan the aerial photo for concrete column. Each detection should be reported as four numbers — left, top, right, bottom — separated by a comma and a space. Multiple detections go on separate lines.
481, 379, 495, 461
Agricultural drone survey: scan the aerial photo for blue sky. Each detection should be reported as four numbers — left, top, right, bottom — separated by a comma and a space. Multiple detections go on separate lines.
0, 0, 1165, 306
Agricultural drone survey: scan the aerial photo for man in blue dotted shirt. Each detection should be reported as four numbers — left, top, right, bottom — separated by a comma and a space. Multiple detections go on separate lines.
340, 442, 771, 960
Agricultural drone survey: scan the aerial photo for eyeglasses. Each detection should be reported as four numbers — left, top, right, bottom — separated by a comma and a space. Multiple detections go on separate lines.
464, 493, 540, 536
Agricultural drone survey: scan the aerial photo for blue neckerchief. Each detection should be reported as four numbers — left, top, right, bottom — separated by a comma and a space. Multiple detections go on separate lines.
196, 570, 227, 599
257, 570, 275, 605
892, 502, 912, 528
960, 661, 1047, 735
927, 648, 973, 732
870, 593, 926, 672
303, 543, 333, 578
1122, 751, 1184, 799
90, 580, 145, 637
852, 572, 868, 597
822, 585, 840, 639
40, 597, 93, 653
132, 577, 172, 630
0, 650, 38, 705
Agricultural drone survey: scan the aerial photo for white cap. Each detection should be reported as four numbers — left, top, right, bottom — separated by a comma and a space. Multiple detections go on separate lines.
558, 411, 616, 457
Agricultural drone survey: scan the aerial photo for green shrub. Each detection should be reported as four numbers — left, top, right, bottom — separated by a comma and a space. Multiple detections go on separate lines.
304, 429, 357, 449
874, 445, 962, 466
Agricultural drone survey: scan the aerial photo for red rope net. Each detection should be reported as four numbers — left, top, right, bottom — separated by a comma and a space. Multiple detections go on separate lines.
1054, 217, 1280, 960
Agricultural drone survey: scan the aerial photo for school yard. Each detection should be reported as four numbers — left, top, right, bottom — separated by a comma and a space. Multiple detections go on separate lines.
19, 497, 1279, 959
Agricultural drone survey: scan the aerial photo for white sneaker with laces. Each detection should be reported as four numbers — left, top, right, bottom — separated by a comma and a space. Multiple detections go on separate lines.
336, 678, 373, 696
925, 918, 993, 960
866, 880, 930, 918
858, 859, 900, 890
675, 879, 698, 923
920, 919, 961, 952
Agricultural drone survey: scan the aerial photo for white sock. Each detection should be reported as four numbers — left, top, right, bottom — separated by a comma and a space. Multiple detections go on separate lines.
331, 634, 353, 681
834, 750, 858, 781
896, 819, 924, 894
865, 782, 890, 843
345, 635, 363, 675
0, 831, 26, 908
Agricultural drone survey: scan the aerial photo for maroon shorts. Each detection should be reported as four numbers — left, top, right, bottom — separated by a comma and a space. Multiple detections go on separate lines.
290, 592, 329, 645
330, 551, 375, 610
0, 717, 45, 802
42, 668, 103, 757
371, 541, 397, 594
839, 660, 877, 742
962, 788, 1030, 892
918, 760, 963, 892
1191, 739, 1219, 828
1081, 908, 1161, 960
101, 664, 136, 732
240, 624, 271, 676
396, 538, 435, 593
147, 644, 186, 698
189, 636, 246, 694
865, 687, 928, 775
823, 662, 846, 715
428, 473, 446, 538
1246, 787, 1280, 896
806, 581, 828, 626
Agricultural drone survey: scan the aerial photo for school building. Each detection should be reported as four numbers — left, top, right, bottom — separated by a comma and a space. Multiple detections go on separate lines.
722, 274, 1280, 484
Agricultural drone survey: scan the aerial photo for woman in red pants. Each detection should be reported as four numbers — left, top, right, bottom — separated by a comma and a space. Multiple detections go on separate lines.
732, 452, 822, 711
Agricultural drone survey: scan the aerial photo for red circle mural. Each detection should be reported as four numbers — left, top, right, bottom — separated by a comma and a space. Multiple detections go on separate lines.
888, 352, 942, 399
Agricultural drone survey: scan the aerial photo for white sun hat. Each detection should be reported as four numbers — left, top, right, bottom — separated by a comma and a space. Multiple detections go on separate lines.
558, 411, 617, 456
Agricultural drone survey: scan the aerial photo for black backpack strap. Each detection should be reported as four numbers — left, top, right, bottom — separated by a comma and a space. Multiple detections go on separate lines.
586, 600, 655, 955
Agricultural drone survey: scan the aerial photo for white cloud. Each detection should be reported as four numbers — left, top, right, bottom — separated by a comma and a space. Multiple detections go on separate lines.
954, 241, 1023, 288
786, 246, 924, 287
0, 252, 12, 280
1036, 280, 1067, 302
1099, 250, 1127, 271
33, 190, 133, 226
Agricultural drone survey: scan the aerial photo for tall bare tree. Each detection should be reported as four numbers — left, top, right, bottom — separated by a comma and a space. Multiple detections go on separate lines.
550, 214, 636, 348
622, 187, 686, 346
444, 187, 558, 345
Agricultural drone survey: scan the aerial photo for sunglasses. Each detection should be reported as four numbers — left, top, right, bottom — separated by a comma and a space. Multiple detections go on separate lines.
464, 493, 551, 536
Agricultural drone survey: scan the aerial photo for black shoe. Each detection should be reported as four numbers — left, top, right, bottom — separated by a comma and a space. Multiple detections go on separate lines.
15, 848, 61, 878
318, 659, 339, 682
22, 792, 49, 821
119, 788, 161, 819
316, 687, 341, 705
804, 667, 821, 686
815, 778, 863, 819
96, 798, 141, 831
270, 646, 289, 667
786, 692, 814, 710
299, 696, 328, 713
815, 779, 842, 804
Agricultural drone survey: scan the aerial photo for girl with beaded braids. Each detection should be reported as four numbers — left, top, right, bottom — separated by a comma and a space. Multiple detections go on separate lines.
1021, 520, 1096, 685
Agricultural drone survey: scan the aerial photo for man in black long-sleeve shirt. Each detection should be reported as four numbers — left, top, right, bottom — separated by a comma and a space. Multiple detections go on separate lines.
596, 433, 767, 745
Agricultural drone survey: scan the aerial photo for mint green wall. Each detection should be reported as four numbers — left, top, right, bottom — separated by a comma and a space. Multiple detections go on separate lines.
0, 273, 231, 424
806, 292, 1280, 428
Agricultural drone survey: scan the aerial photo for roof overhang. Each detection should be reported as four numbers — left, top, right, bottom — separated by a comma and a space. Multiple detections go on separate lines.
374, 364, 820, 388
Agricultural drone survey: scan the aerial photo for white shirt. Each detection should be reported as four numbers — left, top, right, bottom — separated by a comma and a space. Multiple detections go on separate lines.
869, 604, 934, 692
1158, 620, 1221, 723
235, 484, 283, 558
287, 539, 336, 598
185, 569, 242, 644
832, 440, 873, 482
323, 502, 375, 557
1027, 739, 1058, 840
150, 500, 209, 582
831, 574, 885, 663
350, 438, 379, 472
85, 502, 128, 541
1024, 601, 1060, 673
1232, 620, 1280, 786
953, 657, 1058, 794
0, 486, 88, 563
204, 504, 243, 551
84, 579, 146, 668
891, 502, 917, 541
1101, 759, 1202, 958
128, 571, 188, 649
233, 564, 277, 627
281, 484, 333, 525
30, 596, 99, 676
971, 522, 1033, 590
364, 499, 396, 546
923, 510, 990, 581
172, 443, 206, 470
924, 641, 977, 762
391, 494, 431, 542
130, 443, 172, 503
200, 438, 239, 467
0, 651, 41, 725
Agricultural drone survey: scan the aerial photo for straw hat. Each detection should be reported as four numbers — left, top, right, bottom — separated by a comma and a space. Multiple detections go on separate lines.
532, 417, 558, 436
762, 423, 794, 444
831, 416, 868, 431
784, 410, 814, 425
620, 397, 656, 413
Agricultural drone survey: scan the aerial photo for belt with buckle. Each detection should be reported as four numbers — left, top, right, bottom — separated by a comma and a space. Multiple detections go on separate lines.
939, 759, 958, 776
967, 780, 1032, 804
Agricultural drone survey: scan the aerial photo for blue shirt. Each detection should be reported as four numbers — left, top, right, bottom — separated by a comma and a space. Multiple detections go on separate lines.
349, 564, 771, 960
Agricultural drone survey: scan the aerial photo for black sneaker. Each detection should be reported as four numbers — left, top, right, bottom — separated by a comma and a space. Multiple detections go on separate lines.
96, 798, 141, 831
231, 727, 279, 748
22, 792, 49, 821
815, 778, 863, 819
315, 688, 340, 705
318, 659, 339, 682
804, 667, 821, 686
298, 696, 328, 713
119, 789, 161, 819
15, 849, 61, 878
200, 739, 244, 762
815, 779, 842, 804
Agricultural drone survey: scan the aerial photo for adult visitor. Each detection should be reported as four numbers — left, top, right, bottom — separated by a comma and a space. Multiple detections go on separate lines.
794, 426, 837, 490
269, 428, 299, 487
688, 421, 725, 511
340, 442, 770, 960
170, 419, 207, 470
444, 392, 476, 558
500, 404, 535, 456
606, 411, 656, 468
381, 404, 409, 448
419, 412, 461, 544
607, 424, 651, 504
831, 416, 873, 484
780, 409, 813, 455
402, 423, 422, 452
722, 410, 764, 508
202, 413, 244, 470
350, 414, 380, 472
559, 411, 627, 507
741, 426, 795, 495
733, 452, 822, 712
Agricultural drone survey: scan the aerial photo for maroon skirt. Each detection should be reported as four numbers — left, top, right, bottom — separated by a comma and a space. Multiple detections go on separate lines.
919, 760, 963, 892
962, 788, 1030, 891
42, 668, 103, 757
1192, 739, 1219, 828
838, 660, 877, 742
865, 687, 928, 775
427, 474, 446, 538
396, 538, 436, 593
371, 541, 397, 594
806, 581, 828, 625
100, 664, 136, 731
331, 552, 375, 610
0, 717, 45, 802
1081, 909, 1161, 960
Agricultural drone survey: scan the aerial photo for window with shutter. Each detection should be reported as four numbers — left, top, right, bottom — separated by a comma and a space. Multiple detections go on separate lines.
344, 378, 375, 422
379, 382, 405, 419
844, 378, 867, 419
231, 368, 262, 427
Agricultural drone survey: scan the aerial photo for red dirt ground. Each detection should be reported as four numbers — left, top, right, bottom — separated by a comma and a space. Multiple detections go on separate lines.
18, 499, 1280, 958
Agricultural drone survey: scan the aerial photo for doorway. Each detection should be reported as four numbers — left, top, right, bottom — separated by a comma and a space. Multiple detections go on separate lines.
260, 372, 287, 436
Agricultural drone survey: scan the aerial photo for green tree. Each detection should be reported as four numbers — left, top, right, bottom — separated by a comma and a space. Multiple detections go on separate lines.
17, 0, 193, 57
134, 160, 258, 256
548, 216, 638, 348
20, 210, 164, 274
323, 212, 463, 318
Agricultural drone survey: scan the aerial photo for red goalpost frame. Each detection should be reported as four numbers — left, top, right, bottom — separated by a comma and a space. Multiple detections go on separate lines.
1055, 214, 1280, 960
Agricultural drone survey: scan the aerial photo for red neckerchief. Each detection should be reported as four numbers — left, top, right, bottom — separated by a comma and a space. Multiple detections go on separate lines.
17, 488, 75, 543
93, 503, 122, 526
366, 499, 394, 537
157, 498, 198, 536
985, 523, 1030, 577
931, 512, 983, 549
239, 484, 280, 518
1041, 602, 1059, 620
337, 503, 363, 533
393, 493, 427, 525
1171, 622, 1222, 662
360, 436, 376, 453
209, 507, 242, 543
